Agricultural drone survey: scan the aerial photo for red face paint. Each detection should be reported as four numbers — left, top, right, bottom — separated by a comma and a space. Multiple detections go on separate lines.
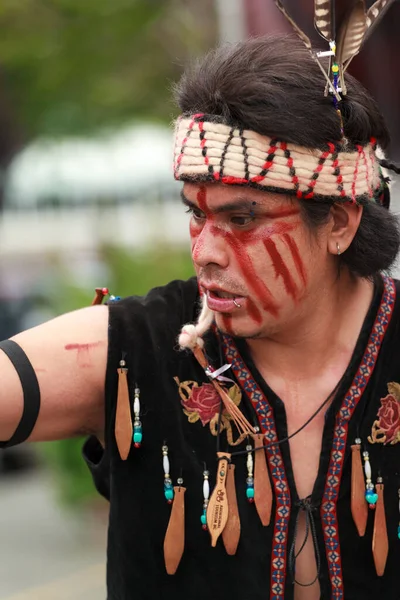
189, 185, 307, 327
282, 233, 307, 285
231, 221, 296, 245
219, 228, 279, 318
263, 238, 298, 299
221, 314, 233, 334
246, 298, 263, 324
190, 188, 210, 260
262, 207, 300, 219
197, 186, 208, 213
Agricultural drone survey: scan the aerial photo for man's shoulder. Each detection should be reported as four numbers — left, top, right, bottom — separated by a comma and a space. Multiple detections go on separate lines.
108, 277, 199, 337
112, 277, 198, 312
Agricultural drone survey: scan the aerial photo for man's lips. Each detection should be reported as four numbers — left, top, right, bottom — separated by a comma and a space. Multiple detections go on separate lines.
202, 287, 246, 313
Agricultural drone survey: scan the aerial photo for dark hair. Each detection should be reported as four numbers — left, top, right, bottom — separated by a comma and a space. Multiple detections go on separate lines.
175, 35, 400, 278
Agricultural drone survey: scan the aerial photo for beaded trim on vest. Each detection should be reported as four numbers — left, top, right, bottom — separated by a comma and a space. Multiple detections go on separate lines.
173, 114, 382, 203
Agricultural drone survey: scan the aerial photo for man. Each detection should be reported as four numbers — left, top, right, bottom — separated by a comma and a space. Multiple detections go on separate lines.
1, 34, 400, 600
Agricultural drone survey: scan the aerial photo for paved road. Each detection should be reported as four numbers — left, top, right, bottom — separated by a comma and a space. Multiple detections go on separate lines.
0, 469, 107, 600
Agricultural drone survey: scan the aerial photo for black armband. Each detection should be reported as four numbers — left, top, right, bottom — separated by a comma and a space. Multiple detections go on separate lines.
0, 339, 41, 448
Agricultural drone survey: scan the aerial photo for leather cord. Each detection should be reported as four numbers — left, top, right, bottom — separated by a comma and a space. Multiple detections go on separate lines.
288, 496, 321, 587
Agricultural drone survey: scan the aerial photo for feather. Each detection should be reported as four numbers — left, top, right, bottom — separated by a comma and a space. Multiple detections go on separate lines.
275, 0, 312, 49
275, 0, 340, 100
314, 0, 333, 41
344, 0, 396, 72
364, 0, 396, 45
336, 0, 367, 67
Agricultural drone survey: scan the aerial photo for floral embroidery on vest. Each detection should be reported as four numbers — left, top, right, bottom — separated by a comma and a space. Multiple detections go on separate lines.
174, 378, 245, 445
368, 382, 400, 445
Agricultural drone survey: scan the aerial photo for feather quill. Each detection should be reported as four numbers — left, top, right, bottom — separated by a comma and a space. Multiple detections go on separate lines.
275, 0, 340, 100
314, 0, 333, 41
275, 0, 312, 49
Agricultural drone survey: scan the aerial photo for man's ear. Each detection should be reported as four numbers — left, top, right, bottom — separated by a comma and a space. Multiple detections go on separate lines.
327, 202, 363, 255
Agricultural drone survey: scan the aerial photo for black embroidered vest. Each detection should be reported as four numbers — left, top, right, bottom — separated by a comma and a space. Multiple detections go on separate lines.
85, 276, 400, 599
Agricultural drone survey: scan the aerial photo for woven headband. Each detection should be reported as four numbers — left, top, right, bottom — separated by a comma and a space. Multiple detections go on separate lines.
173, 114, 383, 203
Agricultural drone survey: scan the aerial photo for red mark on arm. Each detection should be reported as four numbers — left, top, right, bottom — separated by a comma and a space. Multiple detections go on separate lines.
263, 238, 298, 299
282, 233, 307, 285
65, 342, 103, 368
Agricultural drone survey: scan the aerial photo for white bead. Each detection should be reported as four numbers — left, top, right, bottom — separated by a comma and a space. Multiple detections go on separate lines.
364, 459, 372, 480
203, 479, 210, 500
134, 396, 140, 416
163, 455, 170, 474
247, 453, 253, 475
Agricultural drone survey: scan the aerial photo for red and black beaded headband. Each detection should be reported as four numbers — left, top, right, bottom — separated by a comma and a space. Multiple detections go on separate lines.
173, 1, 396, 206
173, 114, 382, 204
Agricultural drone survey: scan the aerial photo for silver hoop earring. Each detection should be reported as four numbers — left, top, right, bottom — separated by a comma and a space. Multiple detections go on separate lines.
233, 299, 241, 308
336, 243, 341, 256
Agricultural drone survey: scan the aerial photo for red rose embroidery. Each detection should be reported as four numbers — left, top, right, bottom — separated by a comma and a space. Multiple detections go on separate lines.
377, 394, 400, 443
182, 383, 221, 426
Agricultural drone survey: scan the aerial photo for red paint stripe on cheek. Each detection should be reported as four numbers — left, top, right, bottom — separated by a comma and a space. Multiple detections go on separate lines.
221, 314, 233, 334
223, 231, 279, 318
282, 234, 307, 285
234, 222, 295, 244
263, 239, 298, 299
246, 299, 263, 324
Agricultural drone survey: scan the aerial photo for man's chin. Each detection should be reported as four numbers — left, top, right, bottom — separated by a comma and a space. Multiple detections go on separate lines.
214, 313, 266, 339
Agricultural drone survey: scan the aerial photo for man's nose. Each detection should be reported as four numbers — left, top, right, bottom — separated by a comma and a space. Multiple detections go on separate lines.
191, 222, 229, 269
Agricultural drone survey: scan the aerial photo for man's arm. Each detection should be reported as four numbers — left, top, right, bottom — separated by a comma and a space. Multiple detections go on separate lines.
0, 304, 108, 443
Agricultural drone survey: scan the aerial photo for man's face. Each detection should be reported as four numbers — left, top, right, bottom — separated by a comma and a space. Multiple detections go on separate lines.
183, 182, 331, 338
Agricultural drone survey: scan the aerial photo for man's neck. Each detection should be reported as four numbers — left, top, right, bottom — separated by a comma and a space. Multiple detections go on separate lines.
246, 272, 375, 384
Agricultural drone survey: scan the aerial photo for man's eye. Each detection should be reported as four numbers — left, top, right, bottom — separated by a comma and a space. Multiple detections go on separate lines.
230, 215, 255, 226
185, 207, 205, 220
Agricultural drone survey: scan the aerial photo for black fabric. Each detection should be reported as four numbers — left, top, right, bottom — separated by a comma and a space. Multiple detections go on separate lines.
82, 435, 110, 501
0, 339, 41, 448
85, 276, 400, 599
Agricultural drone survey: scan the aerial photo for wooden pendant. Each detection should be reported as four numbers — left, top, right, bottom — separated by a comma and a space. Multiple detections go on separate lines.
115, 367, 133, 460
222, 463, 241, 555
253, 433, 273, 526
207, 452, 231, 547
351, 442, 368, 536
91, 287, 108, 305
164, 486, 186, 575
372, 481, 388, 576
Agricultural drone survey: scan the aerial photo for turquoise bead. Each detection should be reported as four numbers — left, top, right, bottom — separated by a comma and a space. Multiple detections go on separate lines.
397, 525, 400, 539
246, 487, 255, 499
200, 514, 207, 525
133, 432, 142, 443
165, 488, 174, 501
365, 491, 378, 505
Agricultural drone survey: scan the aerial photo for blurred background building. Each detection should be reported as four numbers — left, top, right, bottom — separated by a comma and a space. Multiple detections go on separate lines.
0, 1, 398, 598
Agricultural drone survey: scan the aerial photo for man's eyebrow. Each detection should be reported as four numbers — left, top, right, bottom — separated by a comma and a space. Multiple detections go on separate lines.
180, 190, 258, 214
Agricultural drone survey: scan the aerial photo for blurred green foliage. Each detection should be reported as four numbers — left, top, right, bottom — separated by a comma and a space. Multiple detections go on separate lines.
2, 0, 212, 507
40, 243, 194, 507
0, 0, 217, 139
